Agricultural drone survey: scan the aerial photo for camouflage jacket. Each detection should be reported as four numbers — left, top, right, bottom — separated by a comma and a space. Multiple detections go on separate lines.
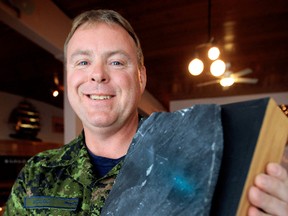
4, 133, 123, 216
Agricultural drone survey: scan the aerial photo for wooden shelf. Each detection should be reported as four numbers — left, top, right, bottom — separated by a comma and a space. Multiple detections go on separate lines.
0, 139, 62, 156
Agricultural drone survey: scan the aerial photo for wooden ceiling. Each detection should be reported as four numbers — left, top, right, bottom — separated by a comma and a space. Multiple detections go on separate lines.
1, 0, 288, 110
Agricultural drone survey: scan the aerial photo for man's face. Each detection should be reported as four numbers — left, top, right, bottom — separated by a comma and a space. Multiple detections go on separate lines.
66, 22, 146, 131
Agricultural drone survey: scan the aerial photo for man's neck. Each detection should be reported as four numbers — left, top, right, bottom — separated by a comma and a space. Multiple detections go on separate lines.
83, 114, 139, 159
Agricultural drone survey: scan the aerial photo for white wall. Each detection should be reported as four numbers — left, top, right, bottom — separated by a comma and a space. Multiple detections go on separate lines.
170, 92, 288, 111
0, 91, 64, 144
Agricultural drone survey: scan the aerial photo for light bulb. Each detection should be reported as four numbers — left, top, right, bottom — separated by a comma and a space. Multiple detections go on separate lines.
210, 59, 226, 76
208, 46, 220, 60
188, 58, 204, 76
52, 90, 59, 97
220, 77, 235, 87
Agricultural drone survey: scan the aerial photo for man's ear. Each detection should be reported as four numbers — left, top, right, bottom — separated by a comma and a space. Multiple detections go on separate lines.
139, 66, 147, 94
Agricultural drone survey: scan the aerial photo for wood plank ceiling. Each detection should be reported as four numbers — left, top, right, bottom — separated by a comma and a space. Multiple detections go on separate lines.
1, 0, 288, 109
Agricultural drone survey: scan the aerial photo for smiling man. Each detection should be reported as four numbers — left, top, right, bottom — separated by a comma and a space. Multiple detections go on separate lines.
66, 21, 146, 159
4, 9, 288, 216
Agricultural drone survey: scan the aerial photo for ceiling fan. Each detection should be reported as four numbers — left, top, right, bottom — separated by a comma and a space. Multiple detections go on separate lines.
196, 63, 258, 88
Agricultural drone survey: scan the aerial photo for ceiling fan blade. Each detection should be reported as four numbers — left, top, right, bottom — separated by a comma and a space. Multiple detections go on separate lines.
197, 80, 220, 87
235, 77, 258, 84
233, 68, 253, 77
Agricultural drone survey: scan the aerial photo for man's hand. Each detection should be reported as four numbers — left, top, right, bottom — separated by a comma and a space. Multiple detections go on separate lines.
248, 163, 288, 216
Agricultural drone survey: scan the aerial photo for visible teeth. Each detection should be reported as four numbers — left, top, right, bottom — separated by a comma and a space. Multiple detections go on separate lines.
90, 95, 112, 100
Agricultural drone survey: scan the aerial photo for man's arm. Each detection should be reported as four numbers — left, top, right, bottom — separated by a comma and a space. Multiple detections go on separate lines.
4, 174, 27, 215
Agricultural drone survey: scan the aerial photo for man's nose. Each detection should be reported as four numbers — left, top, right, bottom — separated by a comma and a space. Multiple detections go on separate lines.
89, 64, 109, 83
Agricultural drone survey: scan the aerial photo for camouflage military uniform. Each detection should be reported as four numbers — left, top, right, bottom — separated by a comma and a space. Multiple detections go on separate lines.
4, 133, 123, 216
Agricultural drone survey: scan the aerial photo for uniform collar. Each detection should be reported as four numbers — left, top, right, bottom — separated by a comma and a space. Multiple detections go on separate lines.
41, 132, 85, 168
40, 132, 96, 187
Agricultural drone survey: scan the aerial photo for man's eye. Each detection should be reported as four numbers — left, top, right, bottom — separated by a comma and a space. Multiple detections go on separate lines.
78, 61, 88, 66
111, 61, 123, 66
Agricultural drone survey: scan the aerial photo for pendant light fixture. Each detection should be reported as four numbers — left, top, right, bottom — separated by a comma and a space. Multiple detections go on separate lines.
52, 72, 64, 97
188, 0, 226, 77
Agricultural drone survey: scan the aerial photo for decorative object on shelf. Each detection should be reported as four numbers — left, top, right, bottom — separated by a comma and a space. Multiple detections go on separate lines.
9, 100, 41, 141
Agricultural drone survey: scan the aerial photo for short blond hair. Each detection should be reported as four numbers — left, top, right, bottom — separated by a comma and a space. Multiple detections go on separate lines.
64, 9, 144, 68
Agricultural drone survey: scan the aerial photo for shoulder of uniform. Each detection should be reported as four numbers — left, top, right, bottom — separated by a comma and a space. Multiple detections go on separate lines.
27, 133, 85, 168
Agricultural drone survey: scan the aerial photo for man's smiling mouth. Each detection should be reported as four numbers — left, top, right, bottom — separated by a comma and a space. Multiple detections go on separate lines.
89, 95, 113, 100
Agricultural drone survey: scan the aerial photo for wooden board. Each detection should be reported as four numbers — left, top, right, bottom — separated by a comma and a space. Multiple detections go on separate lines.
210, 97, 288, 215
0, 140, 62, 156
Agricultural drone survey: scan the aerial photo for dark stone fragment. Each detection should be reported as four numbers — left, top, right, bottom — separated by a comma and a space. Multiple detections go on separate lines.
102, 104, 223, 216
